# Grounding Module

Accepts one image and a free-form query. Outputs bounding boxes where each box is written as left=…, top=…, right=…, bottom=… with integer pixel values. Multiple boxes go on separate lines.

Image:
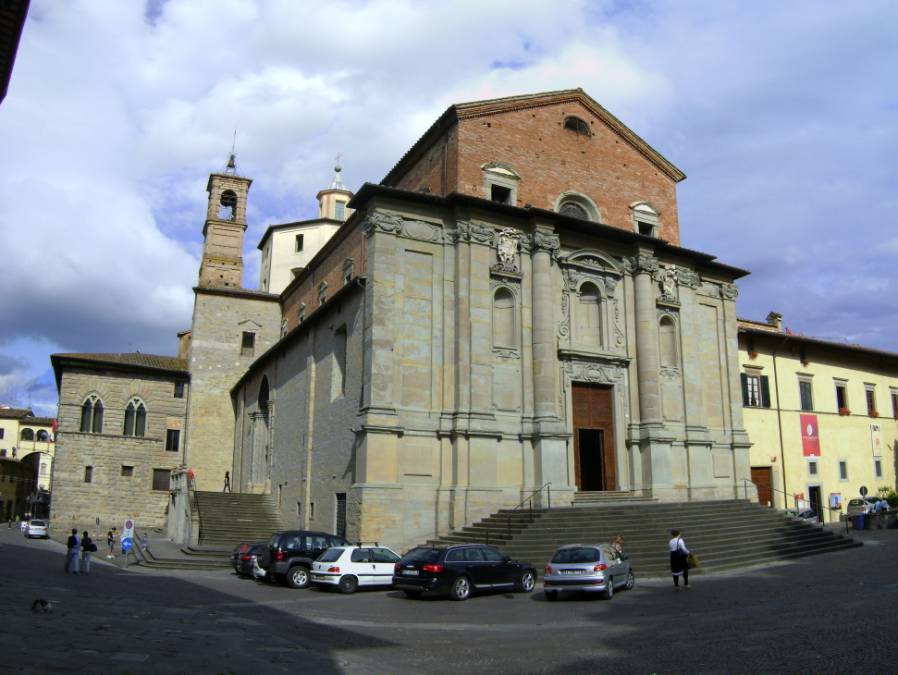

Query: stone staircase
left=195, top=491, right=283, bottom=547
left=424, top=499, right=861, bottom=578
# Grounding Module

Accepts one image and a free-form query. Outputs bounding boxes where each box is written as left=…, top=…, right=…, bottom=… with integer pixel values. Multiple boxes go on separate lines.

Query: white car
left=24, top=519, right=49, bottom=539
left=311, top=545, right=401, bottom=593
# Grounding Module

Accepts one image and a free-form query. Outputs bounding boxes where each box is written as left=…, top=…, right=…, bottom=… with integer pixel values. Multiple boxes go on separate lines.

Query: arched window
left=576, top=282, right=602, bottom=347
left=492, top=287, right=516, bottom=349
left=219, top=190, right=237, bottom=220
left=259, top=376, right=270, bottom=417
left=555, top=192, right=600, bottom=222
left=36, top=430, right=49, bottom=442
left=20, top=428, right=34, bottom=441
left=80, top=395, right=104, bottom=434
left=660, top=316, right=678, bottom=367
left=564, top=116, right=591, bottom=136
left=123, top=398, right=147, bottom=437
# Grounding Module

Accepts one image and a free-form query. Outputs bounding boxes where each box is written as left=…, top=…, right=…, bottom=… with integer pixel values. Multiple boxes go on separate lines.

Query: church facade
left=226, top=90, right=753, bottom=550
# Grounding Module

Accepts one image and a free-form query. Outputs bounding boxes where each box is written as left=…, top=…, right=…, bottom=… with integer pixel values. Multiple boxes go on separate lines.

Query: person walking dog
left=669, top=529, right=690, bottom=590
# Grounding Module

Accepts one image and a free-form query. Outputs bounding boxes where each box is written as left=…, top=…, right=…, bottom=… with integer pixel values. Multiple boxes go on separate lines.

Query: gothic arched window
left=123, top=398, right=147, bottom=437
left=576, top=282, right=602, bottom=347
left=80, top=395, right=104, bottom=434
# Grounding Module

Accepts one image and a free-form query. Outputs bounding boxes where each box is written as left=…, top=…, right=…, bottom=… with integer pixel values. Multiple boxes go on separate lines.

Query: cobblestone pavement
left=2, top=526, right=896, bottom=674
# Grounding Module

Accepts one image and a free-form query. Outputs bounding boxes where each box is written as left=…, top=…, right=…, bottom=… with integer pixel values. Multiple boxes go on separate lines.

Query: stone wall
left=51, top=366, right=187, bottom=530
left=185, top=288, right=280, bottom=492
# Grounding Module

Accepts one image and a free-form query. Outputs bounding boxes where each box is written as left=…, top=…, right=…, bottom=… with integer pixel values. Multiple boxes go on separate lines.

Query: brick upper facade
left=384, top=89, right=684, bottom=245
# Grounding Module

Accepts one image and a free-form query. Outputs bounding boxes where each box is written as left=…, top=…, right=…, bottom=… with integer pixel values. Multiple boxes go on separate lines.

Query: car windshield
left=318, top=548, right=344, bottom=563
left=30, top=520, right=46, bottom=527
left=401, top=548, right=442, bottom=564
left=551, top=547, right=600, bottom=564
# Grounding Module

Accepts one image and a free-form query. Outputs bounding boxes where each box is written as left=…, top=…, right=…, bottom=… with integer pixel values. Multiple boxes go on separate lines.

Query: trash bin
left=854, top=514, right=865, bottom=530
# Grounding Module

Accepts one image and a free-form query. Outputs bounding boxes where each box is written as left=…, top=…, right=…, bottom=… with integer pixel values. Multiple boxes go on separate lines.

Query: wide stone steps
left=423, top=499, right=859, bottom=578
left=195, top=491, right=283, bottom=548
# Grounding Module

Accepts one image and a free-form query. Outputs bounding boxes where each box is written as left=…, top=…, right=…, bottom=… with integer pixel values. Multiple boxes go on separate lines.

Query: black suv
left=261, top=531, right=350, bottom=588
left=393, top=544, right=536, bottom=600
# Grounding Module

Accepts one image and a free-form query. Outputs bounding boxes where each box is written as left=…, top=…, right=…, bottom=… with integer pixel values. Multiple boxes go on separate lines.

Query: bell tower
left=198, top=153, right=252, bottom=288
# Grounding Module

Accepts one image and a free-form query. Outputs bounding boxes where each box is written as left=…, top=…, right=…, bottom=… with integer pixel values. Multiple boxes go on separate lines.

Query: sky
left=1, top=0, right=897, bottom=417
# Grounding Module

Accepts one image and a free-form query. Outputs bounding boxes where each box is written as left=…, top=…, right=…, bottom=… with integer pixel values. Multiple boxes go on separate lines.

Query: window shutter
left=760, top=376, right=771, bottom=408
left=740, top=373, right=749, bottom=406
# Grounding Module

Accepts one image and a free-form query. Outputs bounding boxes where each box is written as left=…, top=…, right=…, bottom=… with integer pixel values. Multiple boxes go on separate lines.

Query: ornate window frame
left=557, top=250, right=624, bottom=356
left=630, top=201, right=661, bottom=237
left=554, top=191, right=601, bottom=222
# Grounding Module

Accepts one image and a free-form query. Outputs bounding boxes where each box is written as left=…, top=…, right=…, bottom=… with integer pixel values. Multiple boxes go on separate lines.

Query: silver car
left=543, top=543, right=634, bottom=601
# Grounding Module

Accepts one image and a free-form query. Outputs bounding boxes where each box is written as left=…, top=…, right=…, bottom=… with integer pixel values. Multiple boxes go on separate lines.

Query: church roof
left=0, top=0, right=29, bottom=105
left=21, top=415, right=54, bottom=426
left=738, top=320, right=898, bottom=365
left=382, top=88, right=686, bottom=187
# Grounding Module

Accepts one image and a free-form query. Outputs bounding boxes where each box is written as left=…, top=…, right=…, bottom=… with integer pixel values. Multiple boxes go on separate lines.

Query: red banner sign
left=801, top=414, right=820, bottom=456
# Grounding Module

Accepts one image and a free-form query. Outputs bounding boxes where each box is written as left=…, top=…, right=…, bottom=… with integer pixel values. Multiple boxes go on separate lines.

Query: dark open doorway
left=572, top=383, right=616, bottom=491
left=577, top=429, right=605, bottom=491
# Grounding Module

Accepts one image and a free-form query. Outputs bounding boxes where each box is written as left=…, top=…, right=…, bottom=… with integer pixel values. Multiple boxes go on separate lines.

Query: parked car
left=542, top=543, right=635, bottom=601
left=392, top=544, right=536, bottom=601
left=312, top=545, right=401, bottom=593
left=24, top=519, right=49, bottom=539
left=259, top=531, right=351, bottom=588
left=846, top=498, right=877, bottom=516
left=235, top=543, right=267, bottom=578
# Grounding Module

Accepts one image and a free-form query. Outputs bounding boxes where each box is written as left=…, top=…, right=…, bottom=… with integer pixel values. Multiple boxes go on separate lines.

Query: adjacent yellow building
left=738, top=313, right=898, bottom=522
left=0, top=406, right=56, bottom=518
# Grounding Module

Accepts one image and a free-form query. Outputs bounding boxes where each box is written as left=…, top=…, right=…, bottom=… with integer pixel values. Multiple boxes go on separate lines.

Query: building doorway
left=751, top=466, right=773, bottom=507
left=572, top=383, right=616, bottom=491
left=808, top=485, right=823, bottom=523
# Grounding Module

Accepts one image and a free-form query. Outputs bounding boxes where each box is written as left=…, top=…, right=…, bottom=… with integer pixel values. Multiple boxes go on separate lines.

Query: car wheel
left=516, top=570, right=536, bottom=593
left=338, top=575, right=359, bottom=594
left=449, top=576, right=471, bottom=601
left=603, top=578, right=614, bottom=600
left=402, top=589, right=422, bottom=598
left=624, top=571, right=636, bottom=591
left=286, top=566, right=310, bottom=589
left=544, top=590, right=558, bottom=602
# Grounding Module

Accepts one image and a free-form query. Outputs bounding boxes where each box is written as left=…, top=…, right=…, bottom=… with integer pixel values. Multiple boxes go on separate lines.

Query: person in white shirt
left=668, top=529, right=690, bottom=589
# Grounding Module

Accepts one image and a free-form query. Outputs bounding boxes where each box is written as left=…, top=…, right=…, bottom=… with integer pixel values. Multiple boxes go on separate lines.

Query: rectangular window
left=298, top=303, right=306, bottom=324
left=892, top=391, right=898, bottom=418
left=490, top=184, right=512, bottom=204
left=165, top=429, right=180, bottom=452
left=152, top=469, right=170, bottom=492
left=0, top=449, right=6, bottom=458
left=0, top=429, right=4, bottom=439
left=310, top=501, right=315, bottom=520
left=297, top=501, right=302, bottom=517
left=875, top=459, right=883, bottom=479
left=838, top=461, right=848, bottom=481
left=835, top=382, right=848, bottom=412
left=637, top=221, right=654, bottom=237
left=335, top=201, right=346, bottom=220
left=241, top=331, right=255, bottom=357
left=741, top=373, right=770, bottom=408
left=174, top=381, right=185, bottom=398
left=121, top=465, right=134, bottom=477
left=84, top=466, right=93, bottom=483
left=332, top=327, right=347, bottom=400
left=865, top=386, right=877, bottom=416
left=798, top=380, right=813, bottom=412
left=808, top=461, right=818, bottom=476
left=295, top=234, right=304, bottom=252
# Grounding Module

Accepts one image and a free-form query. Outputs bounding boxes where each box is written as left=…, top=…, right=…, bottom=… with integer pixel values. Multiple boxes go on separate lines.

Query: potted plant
left=748, top=351, right=758, bottom=360
left=838, top=407, right=851, bottom=416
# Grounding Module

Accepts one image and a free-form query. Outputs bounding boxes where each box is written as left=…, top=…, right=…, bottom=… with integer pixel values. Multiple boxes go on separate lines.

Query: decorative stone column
left=632, top=252, right=662, bottom=424
left=531, top=229, right=561, bottom=422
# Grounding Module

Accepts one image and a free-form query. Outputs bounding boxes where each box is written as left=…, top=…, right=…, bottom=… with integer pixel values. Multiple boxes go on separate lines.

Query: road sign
left=122, top=518, right=135, bottom=552
left=860, top=485, right=868, bottom=497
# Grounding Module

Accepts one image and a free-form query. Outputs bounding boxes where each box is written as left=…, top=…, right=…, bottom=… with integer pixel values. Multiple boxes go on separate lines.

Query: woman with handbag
left=668, top=529, right=690, bottom=590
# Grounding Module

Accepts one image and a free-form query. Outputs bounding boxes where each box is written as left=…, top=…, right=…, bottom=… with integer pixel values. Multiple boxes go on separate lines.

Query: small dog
left=31, top=599, right=52, bottom=613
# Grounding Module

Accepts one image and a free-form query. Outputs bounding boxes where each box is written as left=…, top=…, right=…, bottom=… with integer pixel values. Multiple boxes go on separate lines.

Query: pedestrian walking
left=140, top=532, right=148, bottom=551
left=81, top=531, right=96, bottom=575
left=106, top=529, right=116, bottom=559
left=65, top=529, right=80, bottom=574
left=669, top=529, right=690, bottom=589
left=611, top=535, right=625, bottom=560
left=223, top=471, right=231, bottom=493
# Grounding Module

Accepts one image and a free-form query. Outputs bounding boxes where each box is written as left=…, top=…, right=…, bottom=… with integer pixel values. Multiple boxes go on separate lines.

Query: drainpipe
left=771, top=338, right=789, bottom=510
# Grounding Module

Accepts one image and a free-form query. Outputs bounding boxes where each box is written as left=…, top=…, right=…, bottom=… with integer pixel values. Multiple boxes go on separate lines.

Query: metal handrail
left=741, top=478, right=802, bottom=509
left=482, top=483, right=553, bottom=546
